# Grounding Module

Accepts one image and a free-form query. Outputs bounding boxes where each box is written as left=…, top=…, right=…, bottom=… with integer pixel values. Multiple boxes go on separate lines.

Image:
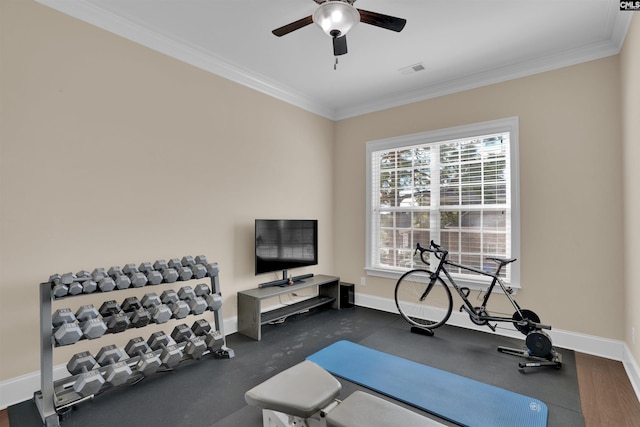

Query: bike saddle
left=486, top=257, right=517, bottom=265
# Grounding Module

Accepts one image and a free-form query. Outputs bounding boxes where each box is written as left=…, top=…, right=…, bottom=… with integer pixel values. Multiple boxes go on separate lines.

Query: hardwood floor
left=0, top=408, right=8, bottom=427
left=2, top=353, right=639, bottom=426
left=576, top=353, right=640, bottom=427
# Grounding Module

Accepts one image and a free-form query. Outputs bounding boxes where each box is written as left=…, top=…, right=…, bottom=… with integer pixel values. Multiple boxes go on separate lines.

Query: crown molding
left=34, top=0, right=337, bottom=119
left=335, top=10, right=632, bottom=120
left=35, top=1, right=632, bottom=122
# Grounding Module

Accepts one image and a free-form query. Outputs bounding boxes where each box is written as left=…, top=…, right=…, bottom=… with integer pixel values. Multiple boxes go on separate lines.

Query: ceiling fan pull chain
left=334, top=57, right=339, bottom=70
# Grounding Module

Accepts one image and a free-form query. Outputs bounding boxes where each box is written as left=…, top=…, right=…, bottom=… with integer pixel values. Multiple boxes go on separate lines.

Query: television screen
left=255, top=219, right=318, bottom=276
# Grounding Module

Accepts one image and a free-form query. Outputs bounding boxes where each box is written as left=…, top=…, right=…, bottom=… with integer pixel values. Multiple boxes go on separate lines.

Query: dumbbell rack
left=34, top=258, right=234, bottom=427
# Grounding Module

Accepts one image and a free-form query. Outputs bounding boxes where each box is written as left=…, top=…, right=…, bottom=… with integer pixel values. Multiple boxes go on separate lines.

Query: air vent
left=399, top=63, right=426, bottom=75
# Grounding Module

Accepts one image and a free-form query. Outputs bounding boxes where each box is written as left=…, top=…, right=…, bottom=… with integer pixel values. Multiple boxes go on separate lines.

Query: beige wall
left=621, top=14, right=640, bottom=367
left=334, top=56, right=625, bottom=340
left=0, top=0, right=637, bottom=385
left=0, top=0, right=334, bottom=380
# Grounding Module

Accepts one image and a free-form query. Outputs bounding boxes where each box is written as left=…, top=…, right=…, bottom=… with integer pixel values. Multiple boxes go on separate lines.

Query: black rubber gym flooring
left=9, top=306, right=583, bottom=426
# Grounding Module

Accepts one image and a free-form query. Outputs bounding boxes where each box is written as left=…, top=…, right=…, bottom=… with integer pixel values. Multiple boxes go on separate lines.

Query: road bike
left=394, top=241, right=561, bottom=370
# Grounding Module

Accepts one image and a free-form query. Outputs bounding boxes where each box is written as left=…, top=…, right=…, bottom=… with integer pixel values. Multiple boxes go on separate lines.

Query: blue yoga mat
left=307, top=340, right=547, bottom=427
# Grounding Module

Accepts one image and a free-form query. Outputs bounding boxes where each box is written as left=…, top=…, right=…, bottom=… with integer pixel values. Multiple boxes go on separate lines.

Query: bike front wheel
left=395, top=269, right=453, bottom=329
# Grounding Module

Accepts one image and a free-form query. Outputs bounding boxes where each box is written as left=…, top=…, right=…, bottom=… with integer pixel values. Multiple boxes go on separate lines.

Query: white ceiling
left=35, top=0, right=632, bottom=120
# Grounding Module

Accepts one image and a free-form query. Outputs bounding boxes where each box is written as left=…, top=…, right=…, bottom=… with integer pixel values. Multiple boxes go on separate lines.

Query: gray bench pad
left=244, top=360, right=342, bottom=418
left=326, top=391, right=445, bottom=427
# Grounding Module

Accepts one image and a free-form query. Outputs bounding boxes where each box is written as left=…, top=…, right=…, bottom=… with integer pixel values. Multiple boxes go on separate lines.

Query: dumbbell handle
left=150, top=334, right=179, bottom=351
left=75, top=365, right=95, bottom=375
left=127, top=346, right=159, bottom=359
left=109, top=270, right=132, bottom=280
left=52, top=275, right=91, bottom=284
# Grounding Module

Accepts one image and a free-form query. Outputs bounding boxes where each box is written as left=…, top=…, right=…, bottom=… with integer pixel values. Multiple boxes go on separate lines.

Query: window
left=365, top=117, right=520, bottom=288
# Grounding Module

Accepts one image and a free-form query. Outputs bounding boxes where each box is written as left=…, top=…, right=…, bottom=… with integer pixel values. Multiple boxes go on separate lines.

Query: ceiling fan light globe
left=313, top=1, right=360, bottom=37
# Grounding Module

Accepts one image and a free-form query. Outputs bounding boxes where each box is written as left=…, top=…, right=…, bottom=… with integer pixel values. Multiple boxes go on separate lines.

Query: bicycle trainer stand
left=497, top=329, right=562, bottom=373
left=410, top=326, right=434, bottom=336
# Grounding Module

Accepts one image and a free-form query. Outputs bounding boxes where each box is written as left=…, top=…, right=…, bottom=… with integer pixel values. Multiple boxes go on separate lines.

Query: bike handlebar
left=414, top=241, right=448, bottom=264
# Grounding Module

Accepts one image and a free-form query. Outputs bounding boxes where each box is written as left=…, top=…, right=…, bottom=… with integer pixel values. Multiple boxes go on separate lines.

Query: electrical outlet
left=360, top=277, right=366, bottom=286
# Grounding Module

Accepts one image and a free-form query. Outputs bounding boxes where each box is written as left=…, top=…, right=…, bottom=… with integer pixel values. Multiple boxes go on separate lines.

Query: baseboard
left=623, top=344, right=640, bottom=401
left=2, top=302, right=638, bottom=410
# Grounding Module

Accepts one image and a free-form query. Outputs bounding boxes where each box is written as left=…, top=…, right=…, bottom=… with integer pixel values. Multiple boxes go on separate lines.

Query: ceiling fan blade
left=357, top=9, right=407, bottom=32
left=272, top=16, right=313, bottom=37
left=333, top=35, right=348, bottom=56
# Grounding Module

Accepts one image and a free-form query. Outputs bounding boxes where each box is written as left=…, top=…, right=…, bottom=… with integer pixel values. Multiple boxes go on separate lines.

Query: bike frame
left=398, top=242, right=559, bottom=371
left=421, top=243, right=528, bottom=329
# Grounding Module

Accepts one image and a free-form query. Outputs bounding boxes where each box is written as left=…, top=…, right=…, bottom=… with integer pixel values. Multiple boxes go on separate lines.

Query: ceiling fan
left=272, top=0, right=407, bottom=56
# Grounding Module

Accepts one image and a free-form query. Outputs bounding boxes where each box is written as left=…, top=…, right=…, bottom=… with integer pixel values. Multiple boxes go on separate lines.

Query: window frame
left=365, top=117, right=521, bottom=290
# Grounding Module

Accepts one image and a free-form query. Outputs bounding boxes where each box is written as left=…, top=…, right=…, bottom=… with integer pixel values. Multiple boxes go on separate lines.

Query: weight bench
left=245, top=360, right=445, bottom=427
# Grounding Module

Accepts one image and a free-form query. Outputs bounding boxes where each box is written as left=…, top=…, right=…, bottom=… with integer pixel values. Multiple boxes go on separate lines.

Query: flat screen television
left=255, top=219, right=318, bottom=279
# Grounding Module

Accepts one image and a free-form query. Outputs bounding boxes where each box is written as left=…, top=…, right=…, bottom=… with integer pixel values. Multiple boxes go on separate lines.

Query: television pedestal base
left=259, top=273, right=316, bottom=289
left=237, top=275, right=340, bottom=340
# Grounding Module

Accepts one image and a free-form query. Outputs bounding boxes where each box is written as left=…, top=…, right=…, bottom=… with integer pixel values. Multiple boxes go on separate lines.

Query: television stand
left=237, top=274, right=340, bottom=340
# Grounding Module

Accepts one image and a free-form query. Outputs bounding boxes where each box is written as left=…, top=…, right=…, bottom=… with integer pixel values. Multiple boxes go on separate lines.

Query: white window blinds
left=366, top=117, right=520, bottom=288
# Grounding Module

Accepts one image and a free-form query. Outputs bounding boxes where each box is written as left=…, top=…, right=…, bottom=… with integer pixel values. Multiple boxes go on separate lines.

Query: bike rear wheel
left=395, top=269, right=453, bottom=329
